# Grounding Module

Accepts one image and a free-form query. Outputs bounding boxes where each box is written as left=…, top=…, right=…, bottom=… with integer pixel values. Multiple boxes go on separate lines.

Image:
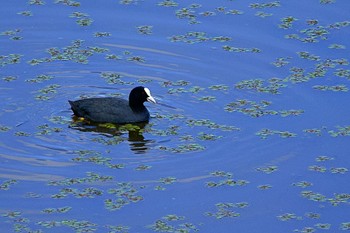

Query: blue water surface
left=1, top=0, right=350, bottom=232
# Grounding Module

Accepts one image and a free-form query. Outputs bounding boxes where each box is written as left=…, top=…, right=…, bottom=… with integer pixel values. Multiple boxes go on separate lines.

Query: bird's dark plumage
left=69, top=86, right=156, bottom=124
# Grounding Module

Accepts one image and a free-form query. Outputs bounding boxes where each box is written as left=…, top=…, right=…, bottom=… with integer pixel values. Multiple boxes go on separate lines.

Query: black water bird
left=69, top=86, right=156, bottom=124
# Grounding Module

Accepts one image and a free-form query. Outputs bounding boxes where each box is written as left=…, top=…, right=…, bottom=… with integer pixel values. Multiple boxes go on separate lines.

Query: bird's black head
left=129, top=86, right=156, bottom=109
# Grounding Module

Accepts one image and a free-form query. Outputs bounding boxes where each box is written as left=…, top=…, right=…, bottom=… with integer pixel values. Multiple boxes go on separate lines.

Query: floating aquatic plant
left=249, top=1, right=281, bottom=9
left=0, top=180, right=18, bottom=190
left=105, top=182, right=144, bottom=210
left=35, top=84, right=61, bottom=101
left=328, top=125, right=350, bottom=137
left=277, top=213, right=301, bottom=221
left=222, top=45, right=261, bottom=53
left=17, top=11, right=33, bottom=16
left=0, top=54, right=22, bottom=66
left=26, top=74, right=53, bottom=83
left=255, top=11, right=273, bottom=18
left=2, top=76, right=17, bottom=82
left=206, top=171, right=249, bottom=188
left=303, top=128, right=323, bottom=136
left=305, top=212, right=321, bottom=219
left=135, top=164, right=152, bottom=171
left=158, top=0, right=178, bottom=7
left=55, top=0, right=80, bottom=7
left=256, top=128, right=296, bottom=139
left=301, top=191, right=327, bottom=202
left=279, top=16, right=298, bottom=29
left=36, top=124, right=62, bottom=135
left=42, top=206, right=72, bottom=214
left=256, top=165, right=278, bottom=174
left=158, top=143, right=205, bottom=153
left=206, top=202, right=248, bottom=219
left=313, top=84, right=348, bottom=92
left=292, top=181, right=313, bottom=188
left=29, top=0, right=45, bottom=5
left=0, top=125, right=11, bottom=132
left=235, top=78, right=286, bottom=94
left=148, top=214, right=198, bottom=232
left=308, top=165, right=327, bottom=173
left=29, top=40, right=107, bottom=65
left=137, top=25, right=153, bottom=35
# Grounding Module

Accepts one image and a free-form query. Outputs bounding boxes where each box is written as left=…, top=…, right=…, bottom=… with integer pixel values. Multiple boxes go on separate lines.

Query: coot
left=69, top=86, right=156, bottom=124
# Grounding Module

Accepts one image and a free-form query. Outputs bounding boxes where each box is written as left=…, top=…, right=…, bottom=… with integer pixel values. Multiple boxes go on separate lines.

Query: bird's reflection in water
left=70, top=116, right=152, bottom=154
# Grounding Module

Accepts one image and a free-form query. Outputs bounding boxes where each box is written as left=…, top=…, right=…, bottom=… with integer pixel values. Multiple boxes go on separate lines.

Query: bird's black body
left=69, top=86, right=155, bottom=124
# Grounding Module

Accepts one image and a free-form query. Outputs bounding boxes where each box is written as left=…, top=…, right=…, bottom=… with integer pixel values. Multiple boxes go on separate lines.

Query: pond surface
left=1, top=0, right=350, bottom=232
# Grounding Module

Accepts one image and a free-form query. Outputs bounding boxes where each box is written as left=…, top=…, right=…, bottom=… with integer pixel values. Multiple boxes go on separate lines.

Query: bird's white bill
left=147, top=96, right=156, bottom=104
left=144, top=87, right=156, bottom=104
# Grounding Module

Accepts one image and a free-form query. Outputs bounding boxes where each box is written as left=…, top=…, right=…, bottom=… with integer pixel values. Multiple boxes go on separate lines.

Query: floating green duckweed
left=235, top=78, right=286, bottom=94
left=222, top=45, right=261, bottom=53
left=328, top=126, right=350, bottom=137
left=320, top=0, right=336, bottom=4
left=186, top=119, right=240, bottom=131
left=105, top=182, right=144, bottom=210
left=206, top=202, right=248, bottom=219
left=91, top=136, right=125, bottom=146
left=225, top=99, right=276, bottom=117
left=170, top=31, right=231, bottom=44
left=279, top=16, right=298, bottom=29
left=14, top=131, right=31, bottom=137
left=0, top=125, right=11, bottom=132
left=105, top=224, right=130, bottom=233
left=256, top=128, right=296, bottom=139
left=36, top=124, right=62, bottom=135
left=292, top=181, right=313, bottom=188
left=277, top=213, right=301, bottom=221
left=55, top=0, right=80, bottom=7
left=2, top=76, right=17, bottom=82
left=308, top=165, right=327, bottom=173
left=29, top=40, right=107, bottom=65
left=303, top=128, right=323, bottom=136
left=209, top=84, right=229, bottom=91
left=137, top=25, right=153, bottom=35
left=17, top=10, right=33, bottom=16
left=305, top=212, right=321, bottom=219
left=0, top=179, right=18, bottom=190
left=159, top=176, right=177, bottom=185
left=197, top=132, right=222, bottom=141
left=148, top=214, right=198, bottom=232
left=159, top=143, right=205, bottom=153
left=158, top=0, right=178, bottom=7
left=198, top=96, right=216, bottom=102
left=0, top=54, right=22, bottom=66
left=313, top=84, right=348, bottom=92
left=255, top=11, right=273, bottom=18
left=249, top=1, right=281, bottom=9
left=258, top=184, right=272, bottom=190
left=26, top=74, right=53, bottom=83
left=135, top=164, right=152, bottom=171
left=94, top=31, right=111, bottom=37
left=60, top=219, right=97, bottom=232
left=272, top=57, right=292, bottom=67
left=35, top=84, right=61, bottom=101
left=29, top=0, right=45, bottom=5
left=256, top=165, right=278, bottom=174
left=42, top=206, right=72, bottom=214
left=301, top=191, right=326, bottom=202
left=2, top=211, right=22, bottom=218
left=206, top=171, right=249, bottom=188
left=341, top=222, right=350, bottom=229
left=330, top=167, right=348, bottom=174
left=48, top=172, right=113, bottom=186
left=329, top=43, right=346, bottom=49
